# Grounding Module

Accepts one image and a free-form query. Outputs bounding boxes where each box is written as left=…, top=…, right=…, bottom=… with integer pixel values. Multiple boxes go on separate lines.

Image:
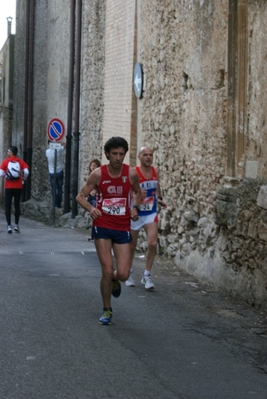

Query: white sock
left=144, top=270, right=151, bottom=277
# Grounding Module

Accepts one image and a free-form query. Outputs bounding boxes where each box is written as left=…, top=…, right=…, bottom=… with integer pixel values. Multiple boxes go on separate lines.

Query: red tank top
left=94, top=164, right=133, bottom=231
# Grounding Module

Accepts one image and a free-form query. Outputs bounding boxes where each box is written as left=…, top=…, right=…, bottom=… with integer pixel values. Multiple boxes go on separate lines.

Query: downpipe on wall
left=64, top=0, right=76, bottom=214
left=22, top=0, right=35, bottom=201
left=22, top=0, right=30, bottom=202
left=71, top=0, right=82, bottom=218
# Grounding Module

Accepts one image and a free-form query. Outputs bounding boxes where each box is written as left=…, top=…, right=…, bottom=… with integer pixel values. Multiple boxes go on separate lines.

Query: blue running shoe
left=112, top=279, right=121, bottom=298
left=98, top=309, right=112, bottom=325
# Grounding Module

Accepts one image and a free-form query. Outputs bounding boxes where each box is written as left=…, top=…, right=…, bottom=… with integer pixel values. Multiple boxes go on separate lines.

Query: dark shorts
left=92, top=226, right=132, bottom=244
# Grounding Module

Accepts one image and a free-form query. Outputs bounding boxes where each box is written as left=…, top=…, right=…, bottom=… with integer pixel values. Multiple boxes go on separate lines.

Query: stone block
left=184, top=210, right=199, bottom=222
left=245, top=160, right=258, bottom=180
left=248, top=221, right=257, bottom=239
left=178, top=225, right=184, bottom=234
left=214, top=199, right=237, bottom=229
left=216, top=186, right=237, bottom=202
left=159, top=236, right=168, bottom=248
left=258, top=222, right=267, bottom=241
left=257, top=185, right=267, bottom=210
left=197, top=217, right=208, bottom=228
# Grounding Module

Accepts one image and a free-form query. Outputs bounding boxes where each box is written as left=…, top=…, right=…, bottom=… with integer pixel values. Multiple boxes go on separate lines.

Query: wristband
left=133, top=205, right=140, bottom=213
left=157, top=196, right=163, bottom=201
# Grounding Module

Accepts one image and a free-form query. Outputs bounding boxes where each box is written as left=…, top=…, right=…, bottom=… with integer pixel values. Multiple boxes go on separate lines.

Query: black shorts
left=92, top=226, right=132, bottom=244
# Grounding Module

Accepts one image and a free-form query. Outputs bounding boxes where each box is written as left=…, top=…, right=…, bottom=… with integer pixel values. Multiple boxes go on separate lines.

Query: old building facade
left=0, top=22, right=15, bottom=200
left=7, top=0, right=267, bottom=308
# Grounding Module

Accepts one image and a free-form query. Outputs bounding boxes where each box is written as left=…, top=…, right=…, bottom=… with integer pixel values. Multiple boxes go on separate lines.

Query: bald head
left=139, top=146, right=153, bottom=155
left=138, top=146, right=154, bottom=167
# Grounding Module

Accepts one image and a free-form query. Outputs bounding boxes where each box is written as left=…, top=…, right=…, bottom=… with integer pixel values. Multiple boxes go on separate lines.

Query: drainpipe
left=7, top=17, right=12, bottom=36
left=25, top=0, right=35, bottom=200
left=7, top=17, right=14, bottom=144
left=71, top=0, right=82, bottom=218
left=22, top=0, right=30, bottom=202
left=64, top=0, right=76, bottom=214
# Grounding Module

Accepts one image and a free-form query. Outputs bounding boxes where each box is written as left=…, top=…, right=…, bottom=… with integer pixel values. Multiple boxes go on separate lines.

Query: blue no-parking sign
left=47, top=118, right=65, bottom=142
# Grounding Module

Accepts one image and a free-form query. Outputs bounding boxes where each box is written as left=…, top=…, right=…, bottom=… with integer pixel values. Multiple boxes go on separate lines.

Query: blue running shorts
left=92, top=226, right=132, bottom=244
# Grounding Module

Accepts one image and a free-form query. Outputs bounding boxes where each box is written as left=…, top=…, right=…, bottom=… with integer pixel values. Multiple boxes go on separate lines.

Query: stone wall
left=79, top=0, right=106, bottom=186
left=79, top=0, right=137, bottom=186
left=101, top=0, right=137, bottom=166
left=0, top=107, right=13, bottom=202
left=12, top=0, right=107, bottom=203
left=137, top=0, right=267, bottom=308
left=13, top=0, right=26, bottom=152
left=214, top=181, right=267, bottom=306
left=32, top=1, right=69, bottom=202
left=0, top=34, right=15, bottom=201
left=13, top=0, right=70, bottom=203
left=247, top=0, right=267, bottom=180
left=138, top=0, right=227, bottom=252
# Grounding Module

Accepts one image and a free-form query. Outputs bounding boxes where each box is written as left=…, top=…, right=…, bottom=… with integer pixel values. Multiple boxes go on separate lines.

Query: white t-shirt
left=46, top=146, right=65, bottom=174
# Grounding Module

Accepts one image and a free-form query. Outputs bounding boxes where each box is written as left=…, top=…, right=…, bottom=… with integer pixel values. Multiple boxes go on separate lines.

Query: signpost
left=47, top=118, right=65, bottom=224
left=47, top=118, right=65, bottom=142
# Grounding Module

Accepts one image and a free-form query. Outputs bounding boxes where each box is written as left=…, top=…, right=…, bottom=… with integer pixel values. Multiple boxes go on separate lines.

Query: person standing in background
left=0, top=146, right=29, bottom=233
left=88, top=159, right=101, bottom=175
left=46, top=140, right=66, bottom=208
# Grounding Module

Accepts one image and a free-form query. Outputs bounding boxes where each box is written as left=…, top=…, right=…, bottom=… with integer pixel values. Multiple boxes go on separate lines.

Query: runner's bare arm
left=130, top=168, right=142, bottom=205
left=129, top=168, right=142, bottom=220
left=76, top=169, right=102, bottom=218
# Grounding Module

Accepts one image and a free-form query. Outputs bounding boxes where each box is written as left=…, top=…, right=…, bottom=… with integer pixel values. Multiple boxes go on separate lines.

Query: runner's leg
left=113, top=242, right=132, bottom=281
left=14, top=189, right=22, bottom=225
left=129, top=229, right=140, bottom=265
left=94, top=238, right=114, bottom=308
left=4, top=189, right=13, bottom=225
left=143, top=222, right=158, bottom=271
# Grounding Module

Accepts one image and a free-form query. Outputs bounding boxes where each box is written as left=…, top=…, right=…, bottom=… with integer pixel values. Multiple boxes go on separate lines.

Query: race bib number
left=140, top=196, right=154, bottom=211
left=102, top=198, right=126, bottom=215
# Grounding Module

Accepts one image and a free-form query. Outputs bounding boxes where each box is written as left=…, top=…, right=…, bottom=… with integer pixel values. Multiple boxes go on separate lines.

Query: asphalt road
left=0, top=210, right=267, bottom=399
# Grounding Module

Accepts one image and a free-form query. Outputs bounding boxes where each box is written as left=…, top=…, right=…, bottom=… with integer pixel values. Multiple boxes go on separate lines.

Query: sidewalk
left=1, top=208, right=267, bottom=375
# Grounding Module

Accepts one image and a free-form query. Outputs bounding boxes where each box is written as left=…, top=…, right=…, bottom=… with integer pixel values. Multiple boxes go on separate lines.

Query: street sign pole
left=48, top=142, right=62, bottom=225
left=47, top=119, right=65, bottom=223
left=52, top=149, right=57, bottom=225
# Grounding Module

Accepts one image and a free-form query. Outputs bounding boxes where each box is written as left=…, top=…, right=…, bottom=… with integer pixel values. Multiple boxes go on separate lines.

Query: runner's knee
left=101, top=265, right=114, bottom=280
left=147, top=239, right=157, bottom=250
left=117, top=269, right=130, bottom=282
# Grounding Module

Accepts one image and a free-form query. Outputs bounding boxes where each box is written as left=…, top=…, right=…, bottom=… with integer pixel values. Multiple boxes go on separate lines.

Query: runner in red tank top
left=94, top=163, right=133, bottom=231
left=76, top=137, right=141, bottom=325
